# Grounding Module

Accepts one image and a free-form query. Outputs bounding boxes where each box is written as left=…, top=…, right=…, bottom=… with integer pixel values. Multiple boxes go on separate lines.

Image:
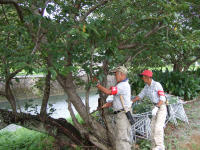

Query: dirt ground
left=164, top=97, right=200, bottom=150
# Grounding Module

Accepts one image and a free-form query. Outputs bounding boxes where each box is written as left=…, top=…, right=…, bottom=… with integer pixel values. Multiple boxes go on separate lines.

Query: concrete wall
left=0, top=75, right=116, bottom=102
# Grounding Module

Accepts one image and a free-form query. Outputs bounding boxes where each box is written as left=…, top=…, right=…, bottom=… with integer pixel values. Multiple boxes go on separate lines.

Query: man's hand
left=102, top=102, right=113, bottom=108
left=152, top=106, right=159, bottom=116
left=92, top=77, right=98, bottom=83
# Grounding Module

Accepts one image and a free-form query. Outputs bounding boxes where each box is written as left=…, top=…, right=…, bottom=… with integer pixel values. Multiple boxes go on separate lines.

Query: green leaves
left=15, top=62, right=27, bottom=70
left=46, top=4, right=55, bottom=14
left=33, top=68, right=39, bottom=74
left=49, top=67, right=57, bottom=77
left=81, top=32, right=89, bottom=39
left=163, top=18, right=168, bottom=25
left=4, top=25, right=17, bottom=32
left=23, top=14, right=35, bottom=23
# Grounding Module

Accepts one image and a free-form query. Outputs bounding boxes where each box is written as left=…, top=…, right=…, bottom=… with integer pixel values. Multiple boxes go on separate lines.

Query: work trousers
left=115, top=111, right=132, bottom=150
left=151, top=104, right=167, bottom=149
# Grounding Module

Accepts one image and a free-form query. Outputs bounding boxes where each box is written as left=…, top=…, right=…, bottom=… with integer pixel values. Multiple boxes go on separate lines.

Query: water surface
left=0, top=91, right=113, bottom=119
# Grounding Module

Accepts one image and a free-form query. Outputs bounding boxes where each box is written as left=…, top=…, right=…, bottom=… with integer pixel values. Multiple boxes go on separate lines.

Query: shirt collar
left=147, top=79, right=155, bottom=87
left=121, top=78, right=129, bottom=82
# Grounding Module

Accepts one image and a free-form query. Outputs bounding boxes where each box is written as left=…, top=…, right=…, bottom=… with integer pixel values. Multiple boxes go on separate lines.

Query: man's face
left=115, top=72, right=121, bottom=83
left=142, top=75, right=148, bottom=83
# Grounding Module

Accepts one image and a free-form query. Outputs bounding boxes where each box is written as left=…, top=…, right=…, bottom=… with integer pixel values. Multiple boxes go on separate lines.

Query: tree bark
left=40, top=71, right=51, bottom=116
left=173, top=63, right=183, bottom=72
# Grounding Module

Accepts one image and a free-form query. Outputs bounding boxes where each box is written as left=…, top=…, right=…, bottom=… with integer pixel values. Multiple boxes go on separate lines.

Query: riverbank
left=0, top=75, right=116, bottom=103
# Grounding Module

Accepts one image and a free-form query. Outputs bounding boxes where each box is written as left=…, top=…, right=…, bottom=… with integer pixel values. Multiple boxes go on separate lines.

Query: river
left=0, top=91, right=113, bottom=119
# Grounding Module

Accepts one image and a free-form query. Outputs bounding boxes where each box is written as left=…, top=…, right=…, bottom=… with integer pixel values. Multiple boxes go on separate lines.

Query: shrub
left=130, top=68, right=200, bottom=100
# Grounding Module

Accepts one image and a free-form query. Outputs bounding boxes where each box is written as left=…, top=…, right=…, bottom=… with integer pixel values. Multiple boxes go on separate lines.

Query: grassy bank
left=0, top=128, right=56, bottom=150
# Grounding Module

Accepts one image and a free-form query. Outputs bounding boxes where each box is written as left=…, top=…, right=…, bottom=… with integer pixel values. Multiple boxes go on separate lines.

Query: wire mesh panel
left=165, top=103, right=189, bottom=126
left=131, top=111, right=152, bottom=141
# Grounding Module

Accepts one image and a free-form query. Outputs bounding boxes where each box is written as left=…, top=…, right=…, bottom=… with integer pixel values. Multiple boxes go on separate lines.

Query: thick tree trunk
left=54, top=53, right=115, bottom=149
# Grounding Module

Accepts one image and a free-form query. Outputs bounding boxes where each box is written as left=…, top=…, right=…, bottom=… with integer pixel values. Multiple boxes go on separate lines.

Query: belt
left=153, top=103, right=166, bottom=106
left=114, top=109, right=124, bottom=114
left=153, top=103, right=157, bottom=106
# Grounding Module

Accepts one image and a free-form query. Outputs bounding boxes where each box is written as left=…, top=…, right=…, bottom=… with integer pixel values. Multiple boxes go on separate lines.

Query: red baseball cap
left=139, top=70, right=153, bottom=77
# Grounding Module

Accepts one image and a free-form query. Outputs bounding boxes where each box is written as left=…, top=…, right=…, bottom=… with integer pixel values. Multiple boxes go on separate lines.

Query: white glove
left=152, top=106, right=159, bottom=116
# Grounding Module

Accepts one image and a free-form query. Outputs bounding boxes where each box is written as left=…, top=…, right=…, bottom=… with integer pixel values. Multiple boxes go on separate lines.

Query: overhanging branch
left=118, top=25, right=167, bottom=50
left=0, top=0, right=24, bottom=22
left=79, top=0, right=109, bottom=23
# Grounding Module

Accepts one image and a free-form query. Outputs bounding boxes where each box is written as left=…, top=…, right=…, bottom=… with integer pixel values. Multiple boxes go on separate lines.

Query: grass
left=66, top=113, right=85, bottom=125
left=66, top=111, right=100, bottom=125
left=0, top=127, right=55, bottom=150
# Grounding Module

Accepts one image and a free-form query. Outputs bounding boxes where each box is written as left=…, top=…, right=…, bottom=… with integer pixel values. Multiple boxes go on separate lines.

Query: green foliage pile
left=130, top=68, right=200, bottom=100
left=0, top=128, right=55, bottom=150
left=132, top=98, right=152, bottom=114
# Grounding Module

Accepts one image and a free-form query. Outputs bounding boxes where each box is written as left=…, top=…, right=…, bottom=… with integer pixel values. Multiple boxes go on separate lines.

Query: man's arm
left=157, top=100, right=163, bottom=107
left=96, top=84, right=113, bottom=108
left=132, top=96, right=140, bottom=103
left=96, top=84, right=112, bottom=95
left=92, top=77, right=113, bottom=108
left=102, top=102, right=113, bottom=108
left=93, top=77, right=112, bottom=95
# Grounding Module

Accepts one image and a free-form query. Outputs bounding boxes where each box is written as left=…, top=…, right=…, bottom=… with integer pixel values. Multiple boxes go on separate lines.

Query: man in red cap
left=132, top=70, right=167, bottom=150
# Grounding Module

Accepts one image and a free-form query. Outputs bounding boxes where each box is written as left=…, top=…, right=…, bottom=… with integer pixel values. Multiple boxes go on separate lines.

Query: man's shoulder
left=117, top=80, right=130, bottom=87
left=153, top=80, right=163, bottom=87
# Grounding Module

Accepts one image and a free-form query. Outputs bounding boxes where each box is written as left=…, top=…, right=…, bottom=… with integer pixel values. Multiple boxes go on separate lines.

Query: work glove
left=152, top=106, right=159, bottom=116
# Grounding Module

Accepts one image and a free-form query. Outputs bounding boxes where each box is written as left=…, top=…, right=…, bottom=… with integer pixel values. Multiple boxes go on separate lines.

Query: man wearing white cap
left=92, top=66, right=132, bottom=150
left=132, top=70, right=167, bottom=150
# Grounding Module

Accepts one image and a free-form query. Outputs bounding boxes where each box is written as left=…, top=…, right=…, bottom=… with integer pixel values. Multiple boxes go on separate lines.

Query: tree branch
left=0, top=91, right=7, bottom=97
left=1, top=4, right=11, bottom=47
left=0, top=0, right=24, bottom=22
left=118, top=25, right=167, bottom=50
left=187, top=56, right=200, bottom=67
left=79, top=0, right=109, bottom=23
left=5, top=70, right=21, bottom=93
left=119, top=18, right=136, bottom=34
left=40, top=71, right=51, bottom=116
left=68, top=99, right=88, bottom=137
